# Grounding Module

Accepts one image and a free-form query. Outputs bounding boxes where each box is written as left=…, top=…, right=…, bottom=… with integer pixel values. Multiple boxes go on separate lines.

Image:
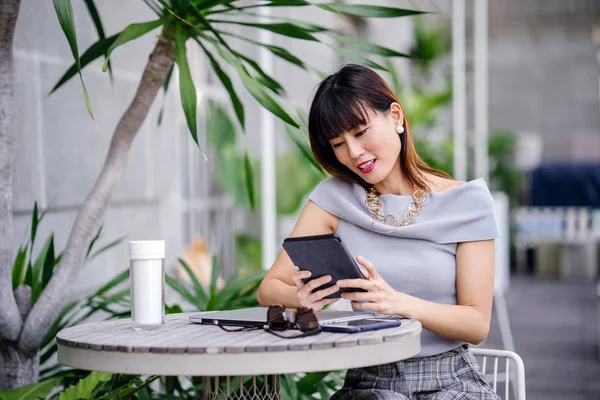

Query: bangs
left=310, top=90, right=372, bottom=147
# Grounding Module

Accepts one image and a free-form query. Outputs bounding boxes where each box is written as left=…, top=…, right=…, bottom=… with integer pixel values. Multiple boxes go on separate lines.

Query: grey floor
left=481, top=276, right=600, bottom=400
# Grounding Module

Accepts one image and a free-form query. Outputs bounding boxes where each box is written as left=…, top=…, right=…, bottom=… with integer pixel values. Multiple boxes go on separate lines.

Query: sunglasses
left=217, top=305, right=321, bottom=339
left=265, top=305, right=321, bottom=338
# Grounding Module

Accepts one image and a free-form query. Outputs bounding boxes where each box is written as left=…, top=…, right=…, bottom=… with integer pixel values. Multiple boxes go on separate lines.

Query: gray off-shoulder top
left=309, top=177, right=498, bottom=358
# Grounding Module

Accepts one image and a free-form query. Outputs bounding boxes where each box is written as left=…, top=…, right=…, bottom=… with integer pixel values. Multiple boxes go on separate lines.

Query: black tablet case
left=283, top=234, right=367, bottom=299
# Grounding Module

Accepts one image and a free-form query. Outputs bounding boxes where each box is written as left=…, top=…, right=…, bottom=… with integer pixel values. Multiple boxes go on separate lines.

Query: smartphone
left=321, top=318, right=402, bottom=333
left=283, top=234, right=366, bottom=299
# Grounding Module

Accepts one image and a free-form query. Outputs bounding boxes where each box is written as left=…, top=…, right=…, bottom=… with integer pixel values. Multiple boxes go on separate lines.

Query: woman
left=256, top=64, right=499, bottom=400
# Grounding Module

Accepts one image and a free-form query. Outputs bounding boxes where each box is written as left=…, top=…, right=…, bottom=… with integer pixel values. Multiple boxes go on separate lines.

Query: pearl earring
left=396, top=125, right=404, bottom=134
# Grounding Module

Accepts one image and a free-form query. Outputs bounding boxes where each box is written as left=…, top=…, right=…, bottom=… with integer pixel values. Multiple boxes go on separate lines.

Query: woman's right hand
left=291, top=269, right=339, bottom=311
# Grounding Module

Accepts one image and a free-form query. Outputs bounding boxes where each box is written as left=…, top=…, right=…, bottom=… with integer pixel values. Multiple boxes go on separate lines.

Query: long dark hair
left=308, top=63, right=450, bottom=192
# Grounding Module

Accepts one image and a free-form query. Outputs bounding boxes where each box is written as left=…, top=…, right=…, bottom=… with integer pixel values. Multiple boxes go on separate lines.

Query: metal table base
left=202, top=375, right=281, bottom=400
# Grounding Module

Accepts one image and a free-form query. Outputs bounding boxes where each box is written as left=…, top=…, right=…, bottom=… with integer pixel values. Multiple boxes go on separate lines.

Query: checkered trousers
left=330, top=345, right=500, bottom=400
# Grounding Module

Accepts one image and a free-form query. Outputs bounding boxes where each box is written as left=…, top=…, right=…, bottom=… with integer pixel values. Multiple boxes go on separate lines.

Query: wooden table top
left=57, top=312, right=422, bottom=376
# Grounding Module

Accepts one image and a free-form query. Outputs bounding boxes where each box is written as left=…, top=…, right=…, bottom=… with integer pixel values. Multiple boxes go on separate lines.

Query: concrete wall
left=487, top=0, right=600, bottom=162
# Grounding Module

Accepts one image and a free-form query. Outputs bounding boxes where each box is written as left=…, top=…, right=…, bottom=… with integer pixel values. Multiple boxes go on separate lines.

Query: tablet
left=282, top=234, right=366, bottom=299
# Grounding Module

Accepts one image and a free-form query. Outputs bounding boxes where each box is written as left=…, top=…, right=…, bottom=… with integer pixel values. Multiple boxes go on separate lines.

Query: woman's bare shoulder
left=290, top=200, right=339, bottom=236
left=424, top=174, right=467, bottom=194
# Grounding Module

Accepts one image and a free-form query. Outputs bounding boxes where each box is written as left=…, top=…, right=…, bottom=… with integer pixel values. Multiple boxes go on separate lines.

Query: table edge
left=57, top=328, right=421, bottom=376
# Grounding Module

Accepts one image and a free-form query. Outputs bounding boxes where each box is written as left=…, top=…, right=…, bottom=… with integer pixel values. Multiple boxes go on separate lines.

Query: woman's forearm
left=257, top=278, right=300, bottom=307
left=401, top=295, right=490, bottom=344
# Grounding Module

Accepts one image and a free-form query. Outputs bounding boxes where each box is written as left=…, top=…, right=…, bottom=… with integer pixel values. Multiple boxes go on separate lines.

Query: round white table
left=57, top=313, right=422, bottom=399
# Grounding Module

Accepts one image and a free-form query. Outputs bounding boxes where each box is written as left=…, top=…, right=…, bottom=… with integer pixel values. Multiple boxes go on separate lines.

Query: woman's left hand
left=337, top=255, right=406, bottom=315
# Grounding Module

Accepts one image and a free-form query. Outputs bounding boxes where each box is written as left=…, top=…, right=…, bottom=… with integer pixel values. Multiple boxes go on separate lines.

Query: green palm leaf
left=94, top=269, right=129, bottom=296
left=317, top=3, right=424, bottom=18
left=57, top=371, right=112, bottom=400
left=238, top=67, right=298, bottom=127
left=88, top=237, right=125, bottom=262
left=236, top=52, right=285, bottom=95
left=297, top=372, right=331, bottom=393
left=327, top=32, right=409, bottom=58
left=30, top=201, right=40, bottom=256
left=175, top=30, right=200, bottom=148
left=38, top=364, right=65, bottom=381
left=211, top=40, right=299, bottom=128
left=284, top=122, right=324, bottom=176
left=12, top=245, right=27, bottom=289
left=206, top=101, right=236, bottom=149
left=102, top=19, right=163, bottom=72
left=189, top=4, right=238, bottom=56
left=29, top=201, right=47, bottom=267
left=50, top=34, right=119, bottom=94
left=229, top=10, right=329, bottom=33
left=209, top=255, right=219, bottom=296
left=328, top=45, right=389, bottom=72
left=166, top=274, right=205, bottom=310
left=267, top=45, right=305, bottom=68
left=215, top=271, right=265, bottom=310
left=208, top=20, right=319, bottom=41
left=40, top=300, right=79, bottom=350
left=85, top=224, right=103, bottom=259
left=220, top=30, right=307, bottom=69
left=53, top=0, right=94, bottom=119
left=208, top=0, right=311, bottom=14
left=205, top=255, right=220, bottom=311
left=40, top=237, right=56, bottom=293
left=243, top=149, right=256, bottom=211
left=157, top=64, right=174, bottom=126
left=196, top=41, right=245, bottom=129
left=194, top=0, right=237, bottom=11
left=177, top=258, right=208, bottom=304
left=31, top=234, right=55, bottom=303
left=0, top=377, right=61, bottom=400
left=83, top=0, right=113, bottom=81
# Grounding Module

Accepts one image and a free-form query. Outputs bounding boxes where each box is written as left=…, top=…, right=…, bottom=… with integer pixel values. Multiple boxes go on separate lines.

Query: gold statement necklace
left=365, top=186, right=428, bottom=227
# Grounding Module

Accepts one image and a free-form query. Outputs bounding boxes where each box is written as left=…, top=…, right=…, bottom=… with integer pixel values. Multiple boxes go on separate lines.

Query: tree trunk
left=0, top=0, right=24, bottom=344
left=4, top=31, right=175, bottom=387
left=0, top=339, right=38, bottom=390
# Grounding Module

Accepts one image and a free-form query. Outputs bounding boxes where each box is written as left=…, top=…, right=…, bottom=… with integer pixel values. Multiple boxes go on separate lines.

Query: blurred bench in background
left=514, top=206, right=600, bottom=280
left=515, top=163, right=600, bottom=280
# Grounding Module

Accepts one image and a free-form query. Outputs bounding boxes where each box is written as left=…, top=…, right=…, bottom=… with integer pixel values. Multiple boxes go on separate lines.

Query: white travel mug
left=129, top=240, right=165, bottom=330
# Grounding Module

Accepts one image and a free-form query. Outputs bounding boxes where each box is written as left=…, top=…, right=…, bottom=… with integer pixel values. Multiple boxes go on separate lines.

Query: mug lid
left=129, top=240, right=165, bottom=259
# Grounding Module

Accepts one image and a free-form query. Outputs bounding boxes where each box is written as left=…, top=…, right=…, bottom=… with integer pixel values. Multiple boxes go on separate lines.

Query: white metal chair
left=470, top=348, right=526, bottom=400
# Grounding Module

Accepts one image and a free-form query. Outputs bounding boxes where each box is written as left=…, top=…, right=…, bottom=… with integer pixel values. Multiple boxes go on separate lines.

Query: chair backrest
left=470, top=348, right=526, bottom=400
